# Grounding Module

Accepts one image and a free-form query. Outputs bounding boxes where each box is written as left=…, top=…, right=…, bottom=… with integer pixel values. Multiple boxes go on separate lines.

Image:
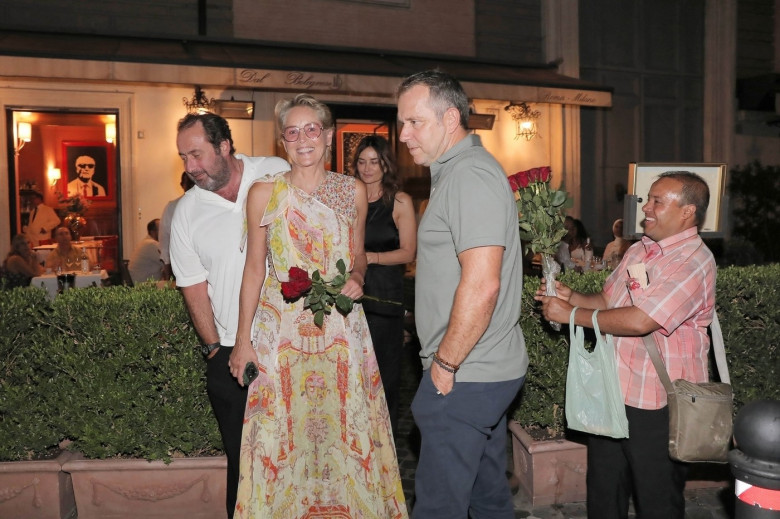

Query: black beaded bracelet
left=432, top=352, right=459, bottom=373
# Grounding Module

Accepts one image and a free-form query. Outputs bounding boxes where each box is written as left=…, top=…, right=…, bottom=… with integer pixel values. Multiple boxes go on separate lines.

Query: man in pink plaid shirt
left=536, top=171, right=715, bottom=519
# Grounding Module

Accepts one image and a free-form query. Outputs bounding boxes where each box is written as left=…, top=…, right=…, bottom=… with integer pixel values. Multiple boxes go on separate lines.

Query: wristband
left=432, top=351, right=459, bottom=373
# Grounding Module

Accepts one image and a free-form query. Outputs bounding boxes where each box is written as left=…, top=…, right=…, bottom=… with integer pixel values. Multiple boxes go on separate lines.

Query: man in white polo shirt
left=170, top=112, right=287, bottom=519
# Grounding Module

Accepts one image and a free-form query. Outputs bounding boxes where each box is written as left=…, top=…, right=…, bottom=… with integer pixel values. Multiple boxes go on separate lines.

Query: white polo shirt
left=170, top=154, right=289, bottom=346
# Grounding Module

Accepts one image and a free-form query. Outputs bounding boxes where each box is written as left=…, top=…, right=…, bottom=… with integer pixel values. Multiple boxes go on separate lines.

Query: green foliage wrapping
left=0, top=285, right=221, bottom=461
left=729, top=161, right=780, bottom=263
left=512, top=266, right=780, bottom=437
left=516, top=184, right=572, bottom=257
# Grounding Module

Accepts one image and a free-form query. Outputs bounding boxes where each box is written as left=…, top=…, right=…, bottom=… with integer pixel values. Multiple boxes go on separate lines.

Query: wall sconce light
left=15, top=122, right=32, bottom=155
left=183, top=86, right=216, bottom=114
left=105, top=122, right=116, bottom=143
left=48, top=167, right=61, bottom=188
left=214, top=98, right=256, bottom=120
left=466, top=110, right=496, bottom=131
left=504, top=102, right=541, bottom=141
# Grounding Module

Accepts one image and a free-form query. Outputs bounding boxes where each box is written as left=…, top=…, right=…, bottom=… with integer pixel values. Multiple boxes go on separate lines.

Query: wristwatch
left=201, top=341, right=220, bottom=357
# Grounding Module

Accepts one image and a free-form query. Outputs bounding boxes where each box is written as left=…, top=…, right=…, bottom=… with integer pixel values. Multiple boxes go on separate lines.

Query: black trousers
left=364, top=311, right=404, bottom=436
left=206, top=347, right=248, bottom=519
left=587, top=405, right=689, bottom=519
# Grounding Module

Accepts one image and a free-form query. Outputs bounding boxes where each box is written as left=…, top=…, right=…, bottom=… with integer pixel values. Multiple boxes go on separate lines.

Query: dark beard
left=190, top=155, right=230, bottom=192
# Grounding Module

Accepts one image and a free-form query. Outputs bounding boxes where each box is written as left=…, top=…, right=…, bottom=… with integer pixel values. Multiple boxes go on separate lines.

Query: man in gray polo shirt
left=397, top=70, right=528, bottom=518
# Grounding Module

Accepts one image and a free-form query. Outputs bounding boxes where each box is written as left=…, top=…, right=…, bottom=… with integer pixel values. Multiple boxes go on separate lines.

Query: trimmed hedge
left=513, top=266, right=780, bottom=436
left=1, top=266, right=777, bottom=460
left=0, top=284, right=221, bottom=461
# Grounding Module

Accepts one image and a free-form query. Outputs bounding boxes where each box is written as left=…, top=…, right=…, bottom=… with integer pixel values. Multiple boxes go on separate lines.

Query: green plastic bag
left=565, top=308, right=629, bottom=438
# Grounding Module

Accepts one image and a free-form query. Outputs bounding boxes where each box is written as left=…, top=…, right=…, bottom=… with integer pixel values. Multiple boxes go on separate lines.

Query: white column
left=543, top=0, right=582, bottom=217
left=703, top=0, right=736, bottom=166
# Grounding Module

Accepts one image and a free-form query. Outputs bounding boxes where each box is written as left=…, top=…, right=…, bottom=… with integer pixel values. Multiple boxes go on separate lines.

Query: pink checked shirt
left=603, top=227, right=716, bottom=410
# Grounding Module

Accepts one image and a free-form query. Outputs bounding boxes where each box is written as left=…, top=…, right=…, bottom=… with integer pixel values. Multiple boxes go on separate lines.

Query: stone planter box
left=508, top=420, right=587, bottom=506
left=62, top=454, right=227, bottom=519
left=509, top=420, right=730, bottom=507
left=0, top=450, right=76, bottom=519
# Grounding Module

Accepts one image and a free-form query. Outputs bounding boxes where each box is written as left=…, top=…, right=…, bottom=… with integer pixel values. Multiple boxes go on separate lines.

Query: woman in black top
left=352, top=135, right=417, bottom=435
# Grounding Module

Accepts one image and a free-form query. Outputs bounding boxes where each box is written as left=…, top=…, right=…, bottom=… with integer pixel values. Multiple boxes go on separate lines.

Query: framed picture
left=61, top=141, right=114, bottom=200
left=336, top=122, right=389, bottom=175
left=625, top=163, right=727, bottom=238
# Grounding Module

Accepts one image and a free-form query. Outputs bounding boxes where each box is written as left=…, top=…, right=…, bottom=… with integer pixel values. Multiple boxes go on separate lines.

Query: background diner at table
left=1, top=234, right=43, bottom=288
left=45, top=226, right=90, bottom=272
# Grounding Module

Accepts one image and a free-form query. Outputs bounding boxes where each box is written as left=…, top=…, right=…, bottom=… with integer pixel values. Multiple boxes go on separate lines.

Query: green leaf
left=314, top=310, right=324, bottom=328
left=336, top=259, right=347, bottom=275
left=335, top=294, right=354, bottom=313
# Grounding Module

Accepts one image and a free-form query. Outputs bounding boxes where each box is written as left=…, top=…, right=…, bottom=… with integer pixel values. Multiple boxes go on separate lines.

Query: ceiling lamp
left=183, top=86, right=216, bottom=114
left=504, top=102, right=541, bottom=141
left=15, top=121, right=31, bottom=156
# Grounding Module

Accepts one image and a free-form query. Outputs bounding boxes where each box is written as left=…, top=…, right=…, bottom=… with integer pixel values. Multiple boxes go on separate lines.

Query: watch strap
left=201, top=341, right=220, bottom=356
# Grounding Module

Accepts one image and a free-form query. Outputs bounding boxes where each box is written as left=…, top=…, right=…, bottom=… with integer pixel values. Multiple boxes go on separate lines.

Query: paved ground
left=394, top=339, right=735, bottom=518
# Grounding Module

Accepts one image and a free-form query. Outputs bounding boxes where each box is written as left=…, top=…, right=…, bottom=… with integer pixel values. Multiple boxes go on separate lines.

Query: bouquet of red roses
left=507, top=166, right=571, bottom=257
left=508, top=166, right=572, bottom=331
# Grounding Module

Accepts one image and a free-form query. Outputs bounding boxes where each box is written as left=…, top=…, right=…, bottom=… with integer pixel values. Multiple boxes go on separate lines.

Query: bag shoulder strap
left=642, top=309, right=730, bottom=393
left=641, top=334, right=675, bottom=394
left=709, top=311, right=730, bottom=384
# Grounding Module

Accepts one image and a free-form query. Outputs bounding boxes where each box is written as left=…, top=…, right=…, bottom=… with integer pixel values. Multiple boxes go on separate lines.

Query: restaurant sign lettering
left=538, top=88, right=610, bottom=107
left=238, top=69, right=345, bottom=92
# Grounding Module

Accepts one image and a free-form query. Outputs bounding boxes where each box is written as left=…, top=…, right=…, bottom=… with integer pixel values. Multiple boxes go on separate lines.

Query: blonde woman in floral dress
left=229, top=94, right=407, bottom=518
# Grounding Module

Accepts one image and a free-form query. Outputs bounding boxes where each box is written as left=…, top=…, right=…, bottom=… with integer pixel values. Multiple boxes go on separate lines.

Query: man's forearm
left=180, top=282, right=219, bottom=344
left=569, top=291, right=607, bottom=311
left=436, top=277, right=499, bottom=366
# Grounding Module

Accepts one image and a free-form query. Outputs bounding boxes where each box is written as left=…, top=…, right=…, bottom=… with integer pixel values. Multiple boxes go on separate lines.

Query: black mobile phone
left=242, top=362, right=259, bottom=386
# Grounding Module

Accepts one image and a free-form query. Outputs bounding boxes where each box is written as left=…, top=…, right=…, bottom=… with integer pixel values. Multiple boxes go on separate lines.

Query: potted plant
left=0, top=287, right=76, bottom=519
left=0, top=284, right=226, bottom=519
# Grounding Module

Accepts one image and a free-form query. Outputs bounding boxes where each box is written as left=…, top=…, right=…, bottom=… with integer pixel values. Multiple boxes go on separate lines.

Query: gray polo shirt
left=415, top=134, right=528, bottom=383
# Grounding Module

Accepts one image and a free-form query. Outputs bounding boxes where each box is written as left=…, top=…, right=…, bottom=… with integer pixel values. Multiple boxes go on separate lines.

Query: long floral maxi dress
left=234, top=172, right=408, bottom=519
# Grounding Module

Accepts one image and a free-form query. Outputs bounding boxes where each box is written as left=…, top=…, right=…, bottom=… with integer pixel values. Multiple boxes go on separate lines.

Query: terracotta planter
left=62, top=454, right=227, bottom=519
left=0, top=450, right=76, bottom=519
left=508, top=420, right=587, bottom=506
left=509, top=420, right=730, bottom=507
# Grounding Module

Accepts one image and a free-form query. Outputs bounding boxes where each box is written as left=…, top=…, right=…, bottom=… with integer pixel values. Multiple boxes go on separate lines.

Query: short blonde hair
left=275, top=94, right=334, bottom=135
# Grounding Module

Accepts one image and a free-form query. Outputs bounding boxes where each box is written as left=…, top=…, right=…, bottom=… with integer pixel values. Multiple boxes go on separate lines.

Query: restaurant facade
left=1, top=0, right=777, bottom=261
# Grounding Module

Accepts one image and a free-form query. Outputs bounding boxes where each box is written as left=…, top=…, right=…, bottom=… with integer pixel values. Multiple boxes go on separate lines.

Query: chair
left=120, top=259, right=134, bottom=287
left=96, top=235, right=118, bottom=272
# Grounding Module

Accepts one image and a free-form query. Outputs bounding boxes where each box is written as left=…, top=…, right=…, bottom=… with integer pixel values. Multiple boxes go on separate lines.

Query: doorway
left=327, top=102, right=430, bottom=210
left=7, top=109, right=122, bottom=267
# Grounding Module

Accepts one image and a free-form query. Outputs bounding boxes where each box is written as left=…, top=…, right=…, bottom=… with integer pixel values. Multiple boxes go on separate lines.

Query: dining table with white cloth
left=33, top=238, right=104, bottom=266
left=30, top=269, right=109, bottom=299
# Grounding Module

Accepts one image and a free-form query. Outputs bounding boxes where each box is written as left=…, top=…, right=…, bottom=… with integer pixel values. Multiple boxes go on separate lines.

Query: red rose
left=509, top=170, right=531, bottom=190
left=508, top=174, right=520, bottom=192
left=281, top=267, right=312, bottom=300
left=539, top=166, right=551, bottom=182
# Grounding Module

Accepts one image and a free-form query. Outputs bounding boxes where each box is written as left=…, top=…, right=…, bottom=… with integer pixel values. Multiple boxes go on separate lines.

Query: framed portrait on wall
left=336, top=122, right=389, bottom=175
left=625, top=163, right=727, bottom=238
left=61, top=141, right=114, bottom=200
